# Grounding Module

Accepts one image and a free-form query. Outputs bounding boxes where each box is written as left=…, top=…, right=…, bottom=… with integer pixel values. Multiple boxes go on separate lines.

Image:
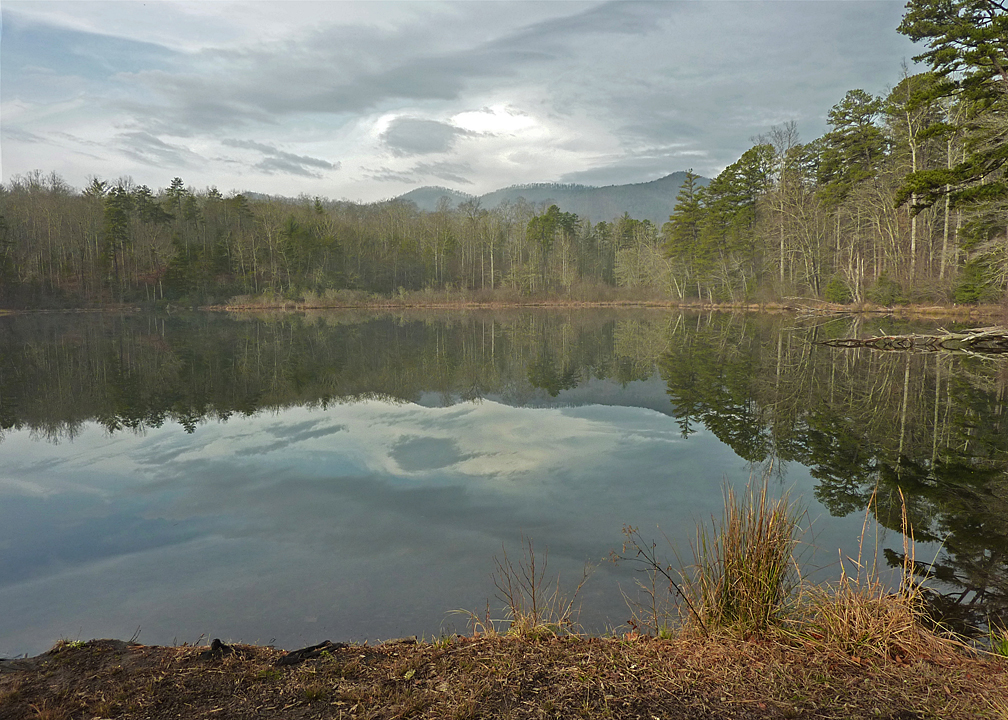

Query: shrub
left=953, top=259, right=998, bottom=304
left=865, top=272, right=903, bottom=305
left=824, top=276, right=852, bottom=304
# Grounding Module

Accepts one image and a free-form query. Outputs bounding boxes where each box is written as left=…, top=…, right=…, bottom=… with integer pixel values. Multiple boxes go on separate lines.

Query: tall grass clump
left=687, top=479, right=804, bottom=633
left=797, top=488, right=949, bottom=660
left=614, top=476, right=804, bottom=636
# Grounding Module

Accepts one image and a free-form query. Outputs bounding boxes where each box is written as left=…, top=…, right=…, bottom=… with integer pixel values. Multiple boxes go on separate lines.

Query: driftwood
left=818, top=326, right=1008, bottom=354
left=274, top=640, right=347, bottom=666
left=200, top=638, right=243, bottom=661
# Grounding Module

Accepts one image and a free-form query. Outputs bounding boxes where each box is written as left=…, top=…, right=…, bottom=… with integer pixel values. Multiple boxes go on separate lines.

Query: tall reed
left=798, top=488, right=948, bottom=659
left=684, top=479, right=804, bottom=632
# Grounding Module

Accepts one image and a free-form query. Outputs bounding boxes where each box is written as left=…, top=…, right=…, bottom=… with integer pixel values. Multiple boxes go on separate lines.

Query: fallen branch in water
left=818, top=326, right=1008, bottom=354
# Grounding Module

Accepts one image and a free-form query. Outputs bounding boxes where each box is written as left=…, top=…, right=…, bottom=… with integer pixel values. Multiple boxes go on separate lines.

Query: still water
left=1, top=310, right=1005, bottom=657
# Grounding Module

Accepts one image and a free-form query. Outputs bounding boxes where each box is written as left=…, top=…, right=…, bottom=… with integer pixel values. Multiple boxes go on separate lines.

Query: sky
left=0, top=1, right=921, bottom=202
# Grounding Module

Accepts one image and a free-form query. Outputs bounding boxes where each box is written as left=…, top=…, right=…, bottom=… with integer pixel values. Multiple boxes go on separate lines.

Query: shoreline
left=1, top=298, right=1005, bottom=323
left=2, top=634, right=1004, bottom=719
left=3, top=633, right=1003, bottom=717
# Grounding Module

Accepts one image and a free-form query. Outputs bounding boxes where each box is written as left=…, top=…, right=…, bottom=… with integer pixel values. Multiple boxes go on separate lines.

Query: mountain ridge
left=397, top=171, right=708, bottom=226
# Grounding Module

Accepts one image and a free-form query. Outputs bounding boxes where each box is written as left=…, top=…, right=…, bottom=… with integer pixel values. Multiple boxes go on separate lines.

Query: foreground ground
left=1, top=635, right=1004, bottom=720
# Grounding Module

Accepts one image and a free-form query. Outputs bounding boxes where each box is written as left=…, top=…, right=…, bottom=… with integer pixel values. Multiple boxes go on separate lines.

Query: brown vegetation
left=1, top=632, right=1004, bottom=720
left=208, top=286, right=1008, bottom=322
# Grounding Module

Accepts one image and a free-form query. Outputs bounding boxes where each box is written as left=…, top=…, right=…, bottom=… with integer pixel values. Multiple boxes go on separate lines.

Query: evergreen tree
left=817, top=89, right=886, bottom=206
left=898, top=0, right=1008, bottom=208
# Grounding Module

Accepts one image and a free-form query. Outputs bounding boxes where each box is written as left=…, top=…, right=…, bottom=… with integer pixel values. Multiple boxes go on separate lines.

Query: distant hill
left=397, top=185, right=475, bottom=210
left=397, top=172, right=709, bottom=227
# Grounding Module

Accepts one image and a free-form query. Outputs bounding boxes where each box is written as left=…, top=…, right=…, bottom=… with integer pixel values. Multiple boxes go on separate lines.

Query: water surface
left=1, top=310, right=1005, bottom=656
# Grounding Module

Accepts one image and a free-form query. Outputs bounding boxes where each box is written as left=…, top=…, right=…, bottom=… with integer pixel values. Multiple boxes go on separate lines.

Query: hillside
left=397, top=171, right=708, bottom=226
left=395, top=185, right=474, bottom=211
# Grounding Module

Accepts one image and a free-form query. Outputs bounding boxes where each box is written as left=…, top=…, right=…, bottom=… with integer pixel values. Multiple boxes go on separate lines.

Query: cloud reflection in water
left=0, top=388, right=786, bottom=657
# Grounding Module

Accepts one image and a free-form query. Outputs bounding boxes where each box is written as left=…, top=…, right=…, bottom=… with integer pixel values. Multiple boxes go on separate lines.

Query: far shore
left=3, top=298, right=1006, bottom=323
left=213, top=297, right=1008, bottom=321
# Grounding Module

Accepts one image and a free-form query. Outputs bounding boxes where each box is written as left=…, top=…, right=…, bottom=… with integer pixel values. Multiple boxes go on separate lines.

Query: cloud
left=558, top=144, right=709, bottom=186
left=362, top=160, right=473, bottom=186
left=116, top=131, right=203, bottom=168
left=85, top=3, right=659, bottom=136
left=362, top=166, right=419, bottom=184
left=391, top=436, right=469, bottom=472
left=381, top=118, right=471, bottom=156
left=1, top=1, right=922, bottom=198
left=412, top=161, right=474, bottom=186
left=1, top=126, right=49, bottom=144
left=246, top=419, right=348, bottom=456
left=222, top=138, right=340, bottom=177
left=53, top=131, right=103, bottom=147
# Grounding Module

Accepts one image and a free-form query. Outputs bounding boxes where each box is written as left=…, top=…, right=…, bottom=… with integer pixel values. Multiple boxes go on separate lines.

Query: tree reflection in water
left=1, top=309, right=1005, bottom=633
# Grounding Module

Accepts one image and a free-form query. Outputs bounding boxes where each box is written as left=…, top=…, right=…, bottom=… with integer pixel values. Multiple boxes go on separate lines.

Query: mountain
left=396, top=171, right=708, bottom=227
left=396, top=185, right=474, bottom=210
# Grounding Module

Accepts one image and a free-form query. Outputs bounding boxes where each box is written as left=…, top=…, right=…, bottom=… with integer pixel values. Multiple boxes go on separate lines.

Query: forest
left=1, top=0, right=1007, bottom=309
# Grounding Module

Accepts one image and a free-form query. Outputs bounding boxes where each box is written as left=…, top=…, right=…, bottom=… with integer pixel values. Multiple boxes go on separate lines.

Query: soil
left=1, top=635, right=1004, bottom=720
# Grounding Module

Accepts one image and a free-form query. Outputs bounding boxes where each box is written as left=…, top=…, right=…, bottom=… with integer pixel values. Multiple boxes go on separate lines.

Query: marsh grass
left=686, top=480, right=804, bottom=633
left=467, top=534, right=592, bottom=639
left=615, top=476, right=975, bottom=669
left=793, top=488, right=952, bottom=660
left=614, top=476, right=804, bottom=637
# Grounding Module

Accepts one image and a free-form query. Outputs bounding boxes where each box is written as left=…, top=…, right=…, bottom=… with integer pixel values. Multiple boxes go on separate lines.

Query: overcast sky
left=1, top=1, right=920, bottom=202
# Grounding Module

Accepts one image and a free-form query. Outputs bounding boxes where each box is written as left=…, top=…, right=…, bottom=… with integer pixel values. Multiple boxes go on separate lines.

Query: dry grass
left=1, top=634, right=1004, bottom=720
left=613, top=476, right=805, bottom=637
left=613, top=475, right=999, bottom=687
left=466, top=535, right=592, bottom=640
left=686, top=480, right=803, bottom=633
left=213, top=288, right=1008, bottom=321
left=793, top=489, right=954, bottom=663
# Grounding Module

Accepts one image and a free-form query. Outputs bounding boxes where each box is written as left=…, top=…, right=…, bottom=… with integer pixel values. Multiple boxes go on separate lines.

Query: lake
left=1, top=309, right=1005, bottom=657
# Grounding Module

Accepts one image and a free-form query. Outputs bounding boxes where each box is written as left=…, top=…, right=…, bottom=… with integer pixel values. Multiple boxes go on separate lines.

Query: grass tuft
left=49, top=639, right=85, bottom=654
left=300, top=682, right=329, bottom=703
left=686, top=479, right=804, bottom=633
left=614, top=476, right=804, bottom=637
left=992, top=626, right=1008, bottom=658
left=795, top=488, right=948, bottom=660
left=468, top=534, right=592, bottom=639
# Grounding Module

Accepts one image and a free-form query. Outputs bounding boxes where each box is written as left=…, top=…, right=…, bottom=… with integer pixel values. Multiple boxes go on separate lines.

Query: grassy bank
left=3, top=483, right=1007, bottom=718
left=3, top=286, right=1006, bottom=322
left=1, top=632, right=1004, bottom=720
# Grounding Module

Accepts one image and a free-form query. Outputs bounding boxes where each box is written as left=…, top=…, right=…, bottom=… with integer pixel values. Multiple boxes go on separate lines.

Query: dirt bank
left=1, top=635, right=1004, bottom=719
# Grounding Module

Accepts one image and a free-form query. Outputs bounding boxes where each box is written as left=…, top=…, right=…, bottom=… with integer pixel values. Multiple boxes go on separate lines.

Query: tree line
left=1, top=0, right=1006, bottom=308
left=0, top=170, right=651, bottom=305
left=663, top=0, right=1008, bottom=306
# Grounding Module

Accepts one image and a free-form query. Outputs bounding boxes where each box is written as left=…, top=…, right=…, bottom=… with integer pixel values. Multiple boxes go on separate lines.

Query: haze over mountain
left=397, top=171, right=708, bottom=227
